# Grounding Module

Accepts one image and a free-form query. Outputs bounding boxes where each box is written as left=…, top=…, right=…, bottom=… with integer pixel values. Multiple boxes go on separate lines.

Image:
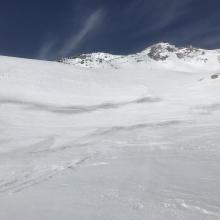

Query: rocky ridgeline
left=58, top=43, right=220, bottom=69
left=147, top=43, right=206, bottom=61
left=58, top=53, right=123, bottom=69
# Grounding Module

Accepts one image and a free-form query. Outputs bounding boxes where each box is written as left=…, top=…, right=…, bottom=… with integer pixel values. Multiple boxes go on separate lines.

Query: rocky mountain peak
left=58, top=42, right=220, bottom=69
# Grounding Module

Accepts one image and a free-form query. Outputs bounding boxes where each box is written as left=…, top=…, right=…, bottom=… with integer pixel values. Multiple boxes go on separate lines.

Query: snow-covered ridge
left=59, top=42, right=220, bottom=71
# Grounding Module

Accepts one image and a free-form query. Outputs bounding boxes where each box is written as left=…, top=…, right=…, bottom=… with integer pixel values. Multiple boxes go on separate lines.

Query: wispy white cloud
left=37, top=9, right=105, bottom=60
left=37, top=41, right=57, bottom=60
left=131, top=0, right=192, bottom=37
left=58, top=9, right=105, bottom=57
left=161, top=11, right=220, bottom=47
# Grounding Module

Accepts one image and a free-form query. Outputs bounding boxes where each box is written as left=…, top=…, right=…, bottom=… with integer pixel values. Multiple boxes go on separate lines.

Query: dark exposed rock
left=176, top=46, right=205, bottom=60
left=136, top=59, right=143, bottom=63
left=176, top=53, right=184, bottom=59
left=166, top=46, right=177, bottom=52
left=211, top=74, right=219, bottom=79
left=148, top=45, right=169, bottom=61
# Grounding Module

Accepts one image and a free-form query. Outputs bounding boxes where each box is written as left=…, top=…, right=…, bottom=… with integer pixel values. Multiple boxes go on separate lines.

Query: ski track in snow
left=0, top=96, right=160, bottom=114
left=0, top=97, right=163, bottom=195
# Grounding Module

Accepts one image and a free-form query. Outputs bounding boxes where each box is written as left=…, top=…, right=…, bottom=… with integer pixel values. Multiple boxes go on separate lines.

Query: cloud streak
left=38, top=41, right=57, bottom=60
left=38, top=9, right=105, bottom=60
left=129, top=0, right=192, bottom=37
left=58, top=8, right=105, bottom=57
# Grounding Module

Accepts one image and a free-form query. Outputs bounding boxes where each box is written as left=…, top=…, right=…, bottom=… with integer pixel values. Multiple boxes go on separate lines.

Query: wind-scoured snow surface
left=1, top=43, right=220, bottom=219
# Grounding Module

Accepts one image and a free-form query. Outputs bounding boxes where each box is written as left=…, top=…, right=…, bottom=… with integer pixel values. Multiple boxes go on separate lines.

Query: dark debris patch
left=211, top=74, right=220, bottom=79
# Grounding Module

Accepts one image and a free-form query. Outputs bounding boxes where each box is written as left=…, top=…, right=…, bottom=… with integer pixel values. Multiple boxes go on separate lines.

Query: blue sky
left=0, top=0, right=220, bottom=60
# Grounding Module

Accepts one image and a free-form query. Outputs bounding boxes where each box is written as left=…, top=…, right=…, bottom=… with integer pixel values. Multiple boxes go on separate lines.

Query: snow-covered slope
left=0, top=43, right=220, bottom=220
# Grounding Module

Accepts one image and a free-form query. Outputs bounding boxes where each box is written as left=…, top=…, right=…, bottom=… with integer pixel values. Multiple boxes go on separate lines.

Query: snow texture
left=0, top=43, right=220, bottom=220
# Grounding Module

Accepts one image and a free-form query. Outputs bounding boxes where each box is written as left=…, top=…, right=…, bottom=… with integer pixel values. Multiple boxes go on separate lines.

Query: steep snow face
left=0, top=44, right=220, bottom=220
left=60, top=43, right=220, bottom=72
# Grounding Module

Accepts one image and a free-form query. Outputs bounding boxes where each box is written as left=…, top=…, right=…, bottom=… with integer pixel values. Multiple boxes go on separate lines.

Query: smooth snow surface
left=0, top=44, right=220, bottom=220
